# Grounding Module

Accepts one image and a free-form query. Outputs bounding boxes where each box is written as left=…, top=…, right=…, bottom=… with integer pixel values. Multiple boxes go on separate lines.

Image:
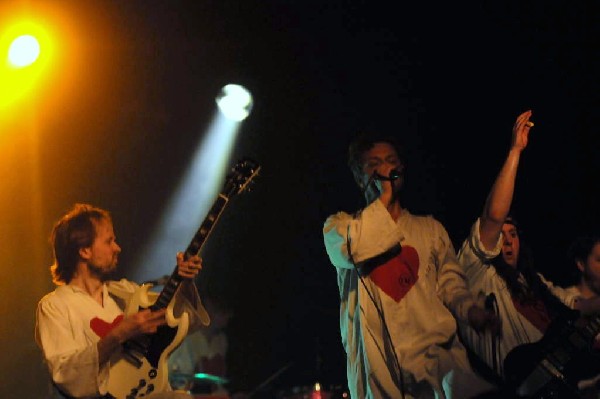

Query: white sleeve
left=174, top=280, right=210, bottom=332
left=35, top=297, right=103, bottom=398
left=433, top=219, right=476, bottom=323
left=323, top=199, right=401, bottom=269
left=538, top=273, right=581, bottom=309
left=457, top=218, right=502, bottom=285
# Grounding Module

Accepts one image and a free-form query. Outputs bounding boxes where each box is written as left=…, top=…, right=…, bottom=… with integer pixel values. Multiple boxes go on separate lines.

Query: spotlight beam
left=131, top=84, right=252, bottom=284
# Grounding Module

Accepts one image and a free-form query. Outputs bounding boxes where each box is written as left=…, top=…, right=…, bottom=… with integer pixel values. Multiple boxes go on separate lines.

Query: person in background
left=35, top=203, right=209, bottom=399
left=559, top=235, right=600, bottom=398
left=323, top=131, right=498, bottom=398
left=564, top=235, right=600, bottom=310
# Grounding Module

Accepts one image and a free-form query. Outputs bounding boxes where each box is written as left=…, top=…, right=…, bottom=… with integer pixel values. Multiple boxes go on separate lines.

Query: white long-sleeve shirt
left=456, top=218, right=581, bottom=379
left=35, top=279, right=208, bottom=398
left=323, top=200, right=492, bottom=399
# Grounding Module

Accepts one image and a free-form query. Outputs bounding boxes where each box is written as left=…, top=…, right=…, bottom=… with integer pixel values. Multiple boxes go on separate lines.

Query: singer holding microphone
left=323, top=133, right=499, bottom=399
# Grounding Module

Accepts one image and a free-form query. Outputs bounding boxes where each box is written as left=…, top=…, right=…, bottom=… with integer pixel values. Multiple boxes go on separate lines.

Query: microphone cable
left=485, top=292, right=501, bottom=375
left=346, top=226, right=406, bottom=399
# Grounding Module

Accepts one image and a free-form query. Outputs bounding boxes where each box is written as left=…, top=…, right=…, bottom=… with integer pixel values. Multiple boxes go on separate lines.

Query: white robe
left=323, top=200, right=493, bottom=399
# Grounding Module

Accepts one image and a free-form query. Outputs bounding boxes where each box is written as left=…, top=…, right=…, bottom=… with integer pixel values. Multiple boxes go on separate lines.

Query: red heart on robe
left=368, top=245, right=419, bottom=302
left=90, top=314, right=124, bottom=338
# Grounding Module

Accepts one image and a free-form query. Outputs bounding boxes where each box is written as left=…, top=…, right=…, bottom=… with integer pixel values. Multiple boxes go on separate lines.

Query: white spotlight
left=8, top=35, right=40, bottom=67
left=216, top=84, right=253, bottom=122
left=131, top=86, right=253, bottom=283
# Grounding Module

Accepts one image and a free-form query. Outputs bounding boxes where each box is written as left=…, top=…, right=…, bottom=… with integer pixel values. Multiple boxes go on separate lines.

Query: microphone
left=374, top=168, right=403, bottom=181
left=362, top=168, right=403, bottom=194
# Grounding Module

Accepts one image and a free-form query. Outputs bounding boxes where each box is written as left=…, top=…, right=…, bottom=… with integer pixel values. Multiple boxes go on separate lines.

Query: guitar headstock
left=224, top=158, right=261, bottom=197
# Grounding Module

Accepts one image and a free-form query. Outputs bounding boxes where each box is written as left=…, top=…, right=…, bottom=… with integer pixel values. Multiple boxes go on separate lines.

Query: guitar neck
left=150, top=194, right=230, bottom=311
left=147, top=157, right=260, bottom=312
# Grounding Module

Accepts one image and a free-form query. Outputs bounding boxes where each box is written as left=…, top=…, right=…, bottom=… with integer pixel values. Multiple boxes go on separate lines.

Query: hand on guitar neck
left=174, top=252, right=203, bottom=280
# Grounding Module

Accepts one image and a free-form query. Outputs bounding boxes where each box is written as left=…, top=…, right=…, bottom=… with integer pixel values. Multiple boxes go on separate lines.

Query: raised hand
left=512, top=109, right=534, bottom=152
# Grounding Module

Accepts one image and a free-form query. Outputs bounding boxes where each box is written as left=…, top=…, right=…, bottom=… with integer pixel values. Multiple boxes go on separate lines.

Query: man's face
left=580, top=242, right=600, bottom=296
left=500, top=223, right=520, bottom=268
left=361, top=142, right=404, bottom=191
left=81, top=218, right=121, bottom=279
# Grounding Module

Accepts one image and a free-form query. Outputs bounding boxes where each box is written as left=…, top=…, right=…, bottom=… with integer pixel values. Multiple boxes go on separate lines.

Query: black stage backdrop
left=2, top=1, right=599, bottom=398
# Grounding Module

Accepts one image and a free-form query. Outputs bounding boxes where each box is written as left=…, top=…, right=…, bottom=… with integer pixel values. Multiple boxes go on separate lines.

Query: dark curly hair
left=490, top=216, right=568, bottom=319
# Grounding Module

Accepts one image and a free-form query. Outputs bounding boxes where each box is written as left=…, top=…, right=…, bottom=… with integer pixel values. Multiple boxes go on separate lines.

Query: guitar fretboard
left=150, top=194, right=229, bottom=311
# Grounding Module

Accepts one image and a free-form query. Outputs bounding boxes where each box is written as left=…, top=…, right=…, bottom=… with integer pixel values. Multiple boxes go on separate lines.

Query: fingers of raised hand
left=516, top=110, right=534, bottom=130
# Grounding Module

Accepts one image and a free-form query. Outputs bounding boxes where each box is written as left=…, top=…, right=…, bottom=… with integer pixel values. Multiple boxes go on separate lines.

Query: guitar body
left=503, top=309, right=593, bottom=398
left=107, top=284, right=190, bottom=399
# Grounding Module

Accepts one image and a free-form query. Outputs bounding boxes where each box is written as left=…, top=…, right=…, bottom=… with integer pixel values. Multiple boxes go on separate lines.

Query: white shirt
left=36, top=279, right=208, bottom=398
left=324, top=200, right=492, bottom=399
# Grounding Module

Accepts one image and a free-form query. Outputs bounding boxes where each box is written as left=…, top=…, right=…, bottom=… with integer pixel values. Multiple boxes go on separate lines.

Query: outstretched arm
left=479, top=110, right=534, bottom=250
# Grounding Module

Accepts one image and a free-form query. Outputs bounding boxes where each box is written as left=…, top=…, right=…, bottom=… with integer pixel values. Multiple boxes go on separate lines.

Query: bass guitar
left=504, top=308, right=600, bottom=398
left=106, top=158, right=260, bottom=399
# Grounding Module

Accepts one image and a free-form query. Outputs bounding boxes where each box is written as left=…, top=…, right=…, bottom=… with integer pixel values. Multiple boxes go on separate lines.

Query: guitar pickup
left=122, top=340, right=147, bottom=369
left=122, top=350, right=143, bottom=369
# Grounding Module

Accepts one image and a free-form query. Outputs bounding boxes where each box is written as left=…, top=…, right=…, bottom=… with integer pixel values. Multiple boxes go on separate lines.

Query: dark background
left=2, top=1, right=600, bottom=398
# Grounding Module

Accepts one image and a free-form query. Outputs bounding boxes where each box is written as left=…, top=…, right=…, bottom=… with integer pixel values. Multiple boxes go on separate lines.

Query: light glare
left=216, top=84, right=253, bottom=121
left=8, top=35, right=40, bottom=67
left=0, top=19, right=55, bottom=109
